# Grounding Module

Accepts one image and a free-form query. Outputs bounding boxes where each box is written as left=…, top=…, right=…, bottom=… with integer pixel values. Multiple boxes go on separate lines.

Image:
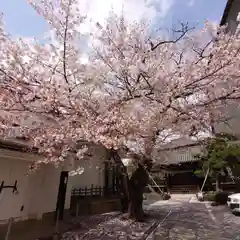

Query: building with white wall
left=0, top=139, right=109, bottom=224
left=69, top=142, right=109, bottom=190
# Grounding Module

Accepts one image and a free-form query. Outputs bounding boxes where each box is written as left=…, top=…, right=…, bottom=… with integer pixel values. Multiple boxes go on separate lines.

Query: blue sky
left=0, top=0, right=228, bottom=38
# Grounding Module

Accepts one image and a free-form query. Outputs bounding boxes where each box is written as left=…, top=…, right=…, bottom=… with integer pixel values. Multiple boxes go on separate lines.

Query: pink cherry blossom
left=0, top=1, right=239, bottom=168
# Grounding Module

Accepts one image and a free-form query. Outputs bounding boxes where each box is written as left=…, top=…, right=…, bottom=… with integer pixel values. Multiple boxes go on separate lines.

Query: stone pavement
left=210, top=204, right=240, bottom=239
left=145, top=194, right=240, bottom=240
left=0, top=212, right=121, bottom=240
left=62, top=216, right=158, bottom=240
left=3, top=194, right=240, bottom=239
left=59, top=194, right=240, bottom=239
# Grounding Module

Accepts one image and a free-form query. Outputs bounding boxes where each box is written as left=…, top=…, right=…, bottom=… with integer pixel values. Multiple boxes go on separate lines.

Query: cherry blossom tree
left=0, top=0, right=240, bottom=220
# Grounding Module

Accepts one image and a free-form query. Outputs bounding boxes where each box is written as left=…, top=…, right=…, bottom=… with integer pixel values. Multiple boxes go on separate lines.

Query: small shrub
left=214, top=191, right=230, bottom=205
left=203, top=191, right=215, bottom=202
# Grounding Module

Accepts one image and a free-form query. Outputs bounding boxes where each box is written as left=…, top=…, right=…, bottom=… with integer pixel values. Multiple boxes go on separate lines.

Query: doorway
left=169, top=171, right=197, bottom=186
left=55, top=171, right=68, bottom=221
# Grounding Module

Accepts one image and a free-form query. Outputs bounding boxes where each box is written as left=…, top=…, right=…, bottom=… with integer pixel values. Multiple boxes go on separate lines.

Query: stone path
left=60, top=194, right=240, bottom=240
left=210, top=204, right=240, bottom=239
left=1, top=212, right=120, bottom=240
left=147, top=202, right=219, bottom=239
left=7, top=194, right=240, bottom=240
left=61, top=215, right=159, bottom=240
left=146, top=194, right=240, bottom=240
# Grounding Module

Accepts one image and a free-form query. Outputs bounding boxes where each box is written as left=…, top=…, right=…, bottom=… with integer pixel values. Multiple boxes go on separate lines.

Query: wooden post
left=153, top=232, right=162, bottom=240
left=112, top=166, right=116, bottom=194
left=124, top=233, right=129, bottom=240
left=55, top=209, right=60, bottom=234
left=90, top=184, right=93, bottom=196
left=104, top=161, right=109, bottom=196
left=76, top=203, right=79, bottom=217
left=200, top=167, right=210, bottom=192
left=165, top=173, right=170, bottom=193
left=4, top=218, right=13, bottom=240
left=115, top=165, right=121, bottom=193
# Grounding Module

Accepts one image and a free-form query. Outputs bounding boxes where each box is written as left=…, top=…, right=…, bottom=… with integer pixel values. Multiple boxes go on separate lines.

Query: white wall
left=215, top=102, right=240, bottom=137
left=0, top=144, right=109, bottom=223
left=68, top=144, right=108, bottom=190
left=26, top=164, right=64, bottom=220
left=0, top=150, right=64, bottom=223
left=0, top=157, right=29, bottom=222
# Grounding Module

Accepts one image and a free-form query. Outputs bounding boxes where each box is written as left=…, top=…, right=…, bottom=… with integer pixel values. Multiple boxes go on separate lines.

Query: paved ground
left=145, top=194, right=240, bottom=240
left=2, top=194, right=240, bottom=239
left=0, top=212, right=121, bottom=240
left=60, top=194, right=240, bottom=239
left=61, top=215, right=157, bottom=240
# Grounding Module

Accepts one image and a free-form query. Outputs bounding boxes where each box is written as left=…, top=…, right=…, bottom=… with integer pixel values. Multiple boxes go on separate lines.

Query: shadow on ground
left=148, top=203, right=219, bottom=239
left=210, top=204, right=240, bottom=239
left=147, top=201, right=240, bottom=240
left=61, top=215, right=165, bottom=240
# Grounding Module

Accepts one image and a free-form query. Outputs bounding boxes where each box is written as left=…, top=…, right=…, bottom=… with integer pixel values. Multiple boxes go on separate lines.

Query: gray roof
left=220, top=0, right=235, bottom=26
left=0, top=138, right=38, bottom=153
left=156, top=137, right=200, bottom=151
left=152, top=137, right=203, bottom=166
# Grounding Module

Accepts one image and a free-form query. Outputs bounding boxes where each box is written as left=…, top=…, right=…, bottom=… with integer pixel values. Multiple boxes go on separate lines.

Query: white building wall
left=215, top=102, right=240, bottom=137
left=26, top=164, right=64, bottom=219
left=0, top=150, right=65, bottom=223
left=0, top=144, right=109, bottom=223
left=68, top=144, right=109, bottom=190
left=0, top=157, right=29, bottom=222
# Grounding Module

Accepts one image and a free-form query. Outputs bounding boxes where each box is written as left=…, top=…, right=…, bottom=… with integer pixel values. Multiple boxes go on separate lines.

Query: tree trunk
left=127, top=177, right=145, bottom=221
left=110, top=150, right=150, bottom=221
left=111, top=150, right=129, bottom=213
left=229, top=163, right=240, bottom=192
left=236, top=179, right=240, bottom=192
left=127, top=163, right=149, bottom=221
left=215, top=174, right=221, bottom=192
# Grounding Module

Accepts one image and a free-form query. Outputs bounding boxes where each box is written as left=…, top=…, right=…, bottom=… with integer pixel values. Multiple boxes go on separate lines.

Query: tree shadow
left=58, top=206, right=175, bottom=240
left=213, top=205, right=240, bottom=239
left=147, top=202, right=219, bottom=240
left=61, top=216, right=158, bottom=240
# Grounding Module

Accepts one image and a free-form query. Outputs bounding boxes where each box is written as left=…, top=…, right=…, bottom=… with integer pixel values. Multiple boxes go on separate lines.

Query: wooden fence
left=70, top=185, right=121, bottom=216
left=71, top=184, right=119, bottom=198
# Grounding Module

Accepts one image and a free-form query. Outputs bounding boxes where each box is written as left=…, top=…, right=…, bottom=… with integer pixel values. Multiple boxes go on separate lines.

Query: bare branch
left=149, top=22, right=195, bottom=51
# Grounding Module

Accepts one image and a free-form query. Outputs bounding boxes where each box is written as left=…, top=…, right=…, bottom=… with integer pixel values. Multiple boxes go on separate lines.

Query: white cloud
left=187, top=0, right=195, bottom=7
left=78, top=0, right=174, bottom=33
left=156, top=0, right=175, bottom=18
left=79, top=53, right=89, bottom=64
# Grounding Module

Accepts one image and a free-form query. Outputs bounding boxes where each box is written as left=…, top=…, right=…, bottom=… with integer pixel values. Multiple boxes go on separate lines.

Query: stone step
left=170, top=186, right=197, bottom=189
left=170, top=185, right=197, bottom=194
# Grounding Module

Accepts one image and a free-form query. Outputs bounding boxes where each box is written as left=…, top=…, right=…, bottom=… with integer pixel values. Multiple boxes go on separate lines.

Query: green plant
left=214, top=191, right=230, bottom=205
left=194, top=133, right=240, bottom=191
left=203, top=191, right=215, bottom=202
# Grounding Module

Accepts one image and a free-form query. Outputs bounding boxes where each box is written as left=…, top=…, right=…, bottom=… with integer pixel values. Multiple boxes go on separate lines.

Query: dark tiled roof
left=0, top=138, right=38, bottom=153
left=154, top=150, right=200, bottom=166
left=152, top=138, right=204, bottom=166
left=220, top=0, right=235, bottom=26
